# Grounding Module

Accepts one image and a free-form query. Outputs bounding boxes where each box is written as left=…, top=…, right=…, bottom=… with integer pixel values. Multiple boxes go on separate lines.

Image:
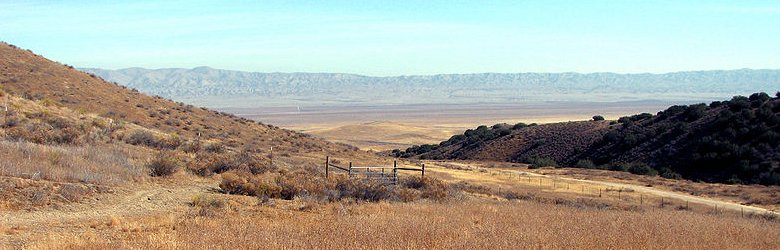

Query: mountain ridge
left=82, top=67, right=780, bottom=107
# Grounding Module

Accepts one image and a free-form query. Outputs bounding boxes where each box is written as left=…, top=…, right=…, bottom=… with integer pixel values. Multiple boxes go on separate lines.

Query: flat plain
left=224, top=101, right=678, bottom=151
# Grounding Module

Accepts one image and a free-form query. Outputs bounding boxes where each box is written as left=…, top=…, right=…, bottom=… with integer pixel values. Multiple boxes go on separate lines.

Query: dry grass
left=22, top=199, right=780, bottom=249
left=523, top=166, right=780, bottom=210
left=303, top=121, right=462, bottom=151
left=0, top=140, right=146, bottom=185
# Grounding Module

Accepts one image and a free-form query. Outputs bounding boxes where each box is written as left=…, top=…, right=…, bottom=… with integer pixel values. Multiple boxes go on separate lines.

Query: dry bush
left=190, top=150, right=274, bottom=176
left=219, top=170, right=277, bottom=196
left=124, top=129, right=157, bottom=147
left=190, top=194, right=227, bottom=217
left=204, top=142, right=225, bottom=153
left=4, top=121, right=83, bottom=145
left=58, top=184, right=93, bottom=202
left=399, top=176, right=453, bottom=201
left=146, top=151, right=181, bottom=177
left=219, top=169, right=454, bottom=203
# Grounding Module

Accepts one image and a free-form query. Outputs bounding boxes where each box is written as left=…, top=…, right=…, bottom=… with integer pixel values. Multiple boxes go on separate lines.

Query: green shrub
left=592, top=115, right=605, bottom=121
left=512, top=122, right=528, bottom=130
left=628, top=163, right=658, bottom=176
left=574, top=159, right=596, bottom=169
left=608, top=163, right=629, bottom=172
left=660, top=168, right=683, bottom=180
left=528, top=157, right=558, bottom=169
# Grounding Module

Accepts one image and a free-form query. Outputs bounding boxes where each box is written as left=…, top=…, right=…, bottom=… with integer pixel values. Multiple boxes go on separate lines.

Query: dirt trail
left=423, top=161, right=778, bottom=216
left=0, top=179, right=217, bottom=231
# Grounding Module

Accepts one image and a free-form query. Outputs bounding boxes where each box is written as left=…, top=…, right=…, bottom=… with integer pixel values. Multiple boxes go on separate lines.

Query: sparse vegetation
left=220, top=169, right=454, bottom=202
left=146, top=151, right=181, bottom=177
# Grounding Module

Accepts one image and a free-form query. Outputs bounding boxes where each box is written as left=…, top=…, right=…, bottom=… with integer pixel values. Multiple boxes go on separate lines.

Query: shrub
left=400, top=176, right=452, bottom=201
left=528, top=157, right=558, bottom=169
left=574, top=159, right=596, bottom=169
left=608, top=163, right=629, bottom=172
left=125, top=129, right=159, bottom=147
left=512, top=122, right=528, bottom=130
left=592, top=115, right=605, bottom=121
left=220, top=170, right=270, bottom=196
left=660, top=168, right=683, bottom=180
left=204, top=142, right=225, bottom=153
left=627, top=163, right=658, bottom=176
left=147, top=151, right=180, bottom=176
left=190, top=194, right=227, bottom=217
left=219, top=169, right=454, bottom=203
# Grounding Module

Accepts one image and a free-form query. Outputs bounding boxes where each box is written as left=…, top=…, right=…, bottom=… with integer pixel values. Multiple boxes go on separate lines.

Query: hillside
left=398, top=93, right=780, bottom=185
left=0, top=43, right=373, bottom=167
left=82, top=67, right=780, bottom=107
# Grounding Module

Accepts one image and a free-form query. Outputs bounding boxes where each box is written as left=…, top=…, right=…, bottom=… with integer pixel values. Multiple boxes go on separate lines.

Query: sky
left=1, top=0, right=779, bottom=76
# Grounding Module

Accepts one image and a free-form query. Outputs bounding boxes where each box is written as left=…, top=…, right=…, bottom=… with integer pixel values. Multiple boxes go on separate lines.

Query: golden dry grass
left=0, top=140, right=147, bottom=185
left=300, top=121, right=462, bottom=151
left=20, top=199, right=780, bottom=249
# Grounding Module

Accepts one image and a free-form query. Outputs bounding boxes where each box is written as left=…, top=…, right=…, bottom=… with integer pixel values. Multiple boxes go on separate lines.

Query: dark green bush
left=528, top=157, right=558, bottom=169
left=628, top=163, right=658, bottom=176
left=574, top=159, right=596, bottom=169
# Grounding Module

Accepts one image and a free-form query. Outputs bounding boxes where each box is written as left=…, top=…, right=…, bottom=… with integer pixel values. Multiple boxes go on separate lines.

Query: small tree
left=628, top=163, right=658, bottom=176
left=592, top=115, right=605, bottom=121
left=528, top=157, right=559, bottom=169
left=574, top=159, right=596, bottom=169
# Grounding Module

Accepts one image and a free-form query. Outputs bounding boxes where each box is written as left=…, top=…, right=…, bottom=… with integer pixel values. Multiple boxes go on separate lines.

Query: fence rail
left=325, top=156, right=424, bottom=185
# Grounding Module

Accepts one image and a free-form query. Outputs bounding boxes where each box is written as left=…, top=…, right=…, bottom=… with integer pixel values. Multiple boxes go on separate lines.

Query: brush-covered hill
left=397, top=93, right=780, bottom=185
left=0, top=42, right=375, bottom=174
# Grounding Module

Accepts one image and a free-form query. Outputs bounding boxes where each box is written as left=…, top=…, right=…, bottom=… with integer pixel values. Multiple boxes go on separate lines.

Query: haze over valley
left=84, top=67, right=779, bottom=107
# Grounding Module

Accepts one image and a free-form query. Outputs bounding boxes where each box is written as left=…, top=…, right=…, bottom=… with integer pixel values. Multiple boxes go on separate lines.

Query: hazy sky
left=1, top=0, right=779, bottom=76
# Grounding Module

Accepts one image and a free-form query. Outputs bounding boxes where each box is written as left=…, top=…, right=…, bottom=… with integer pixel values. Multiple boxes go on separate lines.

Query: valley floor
left=2, top=160, right=779, bottom=249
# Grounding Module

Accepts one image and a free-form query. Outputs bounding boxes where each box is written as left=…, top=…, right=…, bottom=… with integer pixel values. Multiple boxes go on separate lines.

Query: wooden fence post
left=349, top=162, right=353, bottom=176
left=325, top=156, right=329, bottom=178
left=393, top=161, right=398, bottom=184
left=640, top=194, right=643, bottom=205
left=422, top=163, right=425, bottom=177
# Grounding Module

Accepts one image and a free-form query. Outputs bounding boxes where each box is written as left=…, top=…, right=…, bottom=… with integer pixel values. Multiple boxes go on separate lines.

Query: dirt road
left=0, top=179, right=217, bottom=230
left=423, top=161, right=778, bottom=216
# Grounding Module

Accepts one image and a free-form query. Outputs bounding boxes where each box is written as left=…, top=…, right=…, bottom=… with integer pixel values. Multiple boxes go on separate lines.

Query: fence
left=325, top=156, right=424, bottom=185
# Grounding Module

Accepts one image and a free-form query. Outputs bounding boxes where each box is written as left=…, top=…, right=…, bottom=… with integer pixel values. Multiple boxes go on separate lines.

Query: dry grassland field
left=3, top=161, right=780, bottom=249
left=3, top=86, right=779, bottom=249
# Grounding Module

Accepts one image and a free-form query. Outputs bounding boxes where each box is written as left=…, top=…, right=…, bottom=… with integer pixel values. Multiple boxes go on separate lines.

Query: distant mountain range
left=81, top=67, right=780, bottom=107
